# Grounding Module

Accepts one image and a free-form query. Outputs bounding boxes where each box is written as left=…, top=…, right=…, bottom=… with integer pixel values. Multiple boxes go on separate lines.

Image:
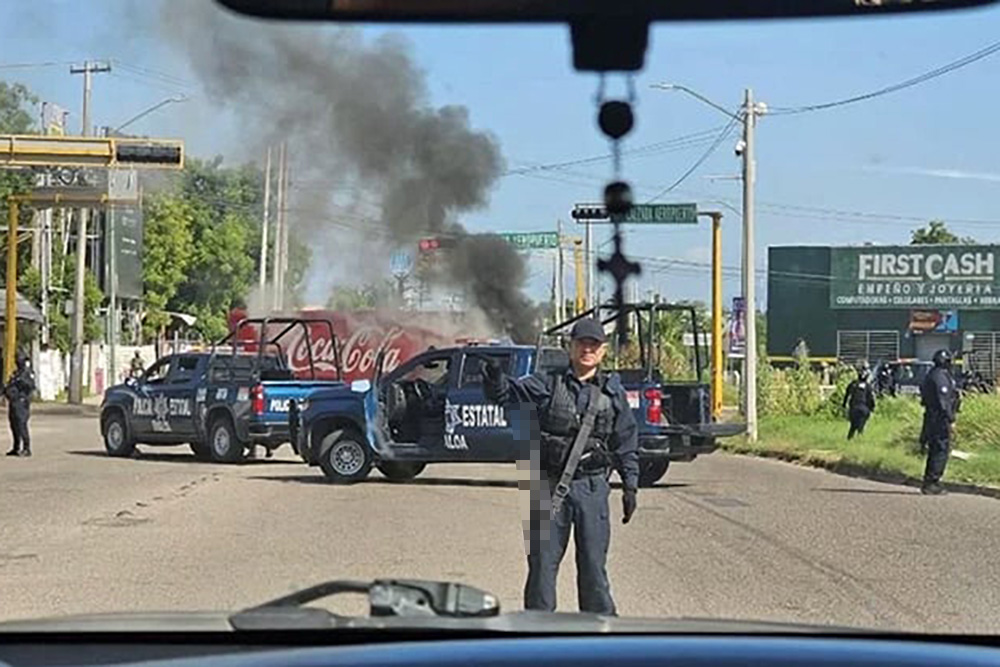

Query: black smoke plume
left=156, top=2, right=540, bottom=341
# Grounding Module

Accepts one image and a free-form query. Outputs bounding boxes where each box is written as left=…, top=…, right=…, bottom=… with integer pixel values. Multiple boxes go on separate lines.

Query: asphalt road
left=2, top=411, right=1000, bottom=633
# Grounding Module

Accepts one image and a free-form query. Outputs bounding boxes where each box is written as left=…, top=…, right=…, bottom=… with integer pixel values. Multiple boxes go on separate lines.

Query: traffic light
left=571, top=204, right=608, bottom=220
left=418, top=238, right=441, bottom=252
left=114, top=140, right=184, bottom=168
left=417, top=236, right=457, bottom=252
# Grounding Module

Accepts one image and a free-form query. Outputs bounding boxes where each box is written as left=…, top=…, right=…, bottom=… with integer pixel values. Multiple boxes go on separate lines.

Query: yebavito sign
left=831, top=245, right=1000, bottom=310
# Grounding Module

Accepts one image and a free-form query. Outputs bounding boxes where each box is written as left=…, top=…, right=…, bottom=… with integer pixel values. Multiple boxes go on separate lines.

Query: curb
left=722, top=444, right=1000, bottom=501
left=31, top=402, right=102, bottom=417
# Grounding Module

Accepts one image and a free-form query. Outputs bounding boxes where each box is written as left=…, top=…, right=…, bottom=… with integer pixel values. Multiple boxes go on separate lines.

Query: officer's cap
left=570, top=317, right=607, bottom=344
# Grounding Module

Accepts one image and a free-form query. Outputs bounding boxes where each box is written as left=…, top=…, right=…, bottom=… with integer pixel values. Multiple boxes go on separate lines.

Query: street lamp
left=651, top=82, right=765, bottom=443
left=111, top=95, right=188, bottom=135
left=650, top=83, right=742, bottom=121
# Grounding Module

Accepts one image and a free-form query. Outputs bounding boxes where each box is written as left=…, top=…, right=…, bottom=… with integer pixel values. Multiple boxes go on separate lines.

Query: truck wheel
left=319, top=429, right=373, bottom=484
left=103, top=412, right=135, bottom=458
left=377, top=461, right=426, bottom=482
left=189, top=441, right=212, bottom=461
left=208, top=416, right=244, bottom=463
left=638, top=459, right=670, bottom=488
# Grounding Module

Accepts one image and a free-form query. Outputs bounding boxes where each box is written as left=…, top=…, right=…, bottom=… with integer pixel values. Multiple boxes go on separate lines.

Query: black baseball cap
left=570, top=317, right=607, bottom=343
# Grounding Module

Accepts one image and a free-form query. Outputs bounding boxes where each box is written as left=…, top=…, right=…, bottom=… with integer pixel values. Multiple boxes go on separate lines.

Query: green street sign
left=497, top=231, right=560, bottom=250
left=572, top=203, right=698, bottom=224
left=612, top=203, right=697, bottom=224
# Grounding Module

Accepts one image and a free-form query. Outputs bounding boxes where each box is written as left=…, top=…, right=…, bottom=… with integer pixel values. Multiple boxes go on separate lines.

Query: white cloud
left=862, top=165, right=1000, bottom=183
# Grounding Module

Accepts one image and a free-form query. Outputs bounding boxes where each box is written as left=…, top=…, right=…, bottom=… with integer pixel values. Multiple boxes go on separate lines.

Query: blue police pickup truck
left=290, top=304, right=743, bottom=486
left=99, top=318, right=345, bottom=463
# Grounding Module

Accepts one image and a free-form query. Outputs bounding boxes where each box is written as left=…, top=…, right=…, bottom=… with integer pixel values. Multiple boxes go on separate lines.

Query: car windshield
left=3, top=0, right=1000, bottom=637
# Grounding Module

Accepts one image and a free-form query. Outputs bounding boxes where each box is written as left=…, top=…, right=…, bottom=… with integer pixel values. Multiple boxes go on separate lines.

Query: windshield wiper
left=229, top=579, right=500, bottom=630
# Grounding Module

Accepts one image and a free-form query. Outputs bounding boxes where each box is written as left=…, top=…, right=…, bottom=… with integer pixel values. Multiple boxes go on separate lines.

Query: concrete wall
left=33, top=344, right=158, bottom=401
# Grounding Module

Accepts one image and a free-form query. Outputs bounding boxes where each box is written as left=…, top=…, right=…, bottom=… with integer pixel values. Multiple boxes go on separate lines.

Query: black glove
left=622, top=487, right=637, bottom=524
left=479, top=355, right=502, bottom=383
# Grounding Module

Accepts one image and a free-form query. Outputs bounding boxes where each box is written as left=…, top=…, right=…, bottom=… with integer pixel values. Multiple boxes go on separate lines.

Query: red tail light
left=251, top=384, right=265, bottom=415
left=644, top=388, right=662, bottom=425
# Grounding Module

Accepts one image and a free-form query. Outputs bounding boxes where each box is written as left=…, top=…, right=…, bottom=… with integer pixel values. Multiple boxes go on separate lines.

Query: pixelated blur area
left=510, top=403, right=552, bottom=558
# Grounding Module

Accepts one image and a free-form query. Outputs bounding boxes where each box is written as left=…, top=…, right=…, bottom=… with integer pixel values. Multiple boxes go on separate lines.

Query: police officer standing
left=920, top=349, right=959, bottom=495
left=482, top=317, right=639, bottom=615
left=842, top=364, right=876, bottom=440
left=130, top=350, right=145, bottom=379
left=4, top=351, right=36, bottom=458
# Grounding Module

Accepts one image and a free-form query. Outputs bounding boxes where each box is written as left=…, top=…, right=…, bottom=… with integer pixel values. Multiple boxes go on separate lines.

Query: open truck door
left=543, top=301, right=745, bottom=487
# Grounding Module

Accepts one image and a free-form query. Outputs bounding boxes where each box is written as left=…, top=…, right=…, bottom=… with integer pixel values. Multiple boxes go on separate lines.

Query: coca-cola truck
left=228, top=308, right=484, bottom=384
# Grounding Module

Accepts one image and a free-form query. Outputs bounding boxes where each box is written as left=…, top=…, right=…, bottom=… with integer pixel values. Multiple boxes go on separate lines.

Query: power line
left=771, top=38, right=1000, bottom=115
left=112, top=61, right=197, bottom=89
left=503, top=126, right=727, bottom=176
left=644, top=116, right=741, bottom=203
left=0, top=60, right=74, bottom=70
left=108, top=70, right=191, bottom=95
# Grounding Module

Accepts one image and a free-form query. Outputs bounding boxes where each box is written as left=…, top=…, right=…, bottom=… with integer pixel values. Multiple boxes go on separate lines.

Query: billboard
left=110, top=204, right=144, bottom=299
left=727, top=296, right=746, bottom=355
left=830, top=245, right=1000, bottom=310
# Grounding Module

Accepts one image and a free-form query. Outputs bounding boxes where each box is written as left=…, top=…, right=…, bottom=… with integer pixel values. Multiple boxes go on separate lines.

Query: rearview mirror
left=217, top=0, right=998, bottom=22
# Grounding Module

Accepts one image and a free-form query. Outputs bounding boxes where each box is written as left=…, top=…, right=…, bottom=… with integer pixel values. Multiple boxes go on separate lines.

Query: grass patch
left=722, top=395, right=1000, bottom=489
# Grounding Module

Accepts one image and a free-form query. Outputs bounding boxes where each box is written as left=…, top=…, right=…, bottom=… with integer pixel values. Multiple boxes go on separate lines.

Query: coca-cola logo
left=288, top=325, right=408, bottom=379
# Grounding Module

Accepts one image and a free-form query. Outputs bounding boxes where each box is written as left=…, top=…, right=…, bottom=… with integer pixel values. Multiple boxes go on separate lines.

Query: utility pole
left=258, top=146, right=272, bottom=299
left=699, top=211, right=724, bottom=419
left=556, top=220, right=565, bottom=321
left=573, top=239, right=584, bottom=315
left=279, top=144, right=290, bottom=310
left=271, top=142, right=285, bottom=311
left=68, top=60, right=110, bottom=404
left=70, top=61, right=110, bottom=137
left=584, top=220, right=593, bottom=310
left=741, top=88, right=764, bottom=443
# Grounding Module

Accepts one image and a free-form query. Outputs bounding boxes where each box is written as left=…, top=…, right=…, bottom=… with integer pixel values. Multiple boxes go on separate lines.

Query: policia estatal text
left=920, top=349, right=959, bottom=496
left=5, top=353, right=36, bottom=457
left=483, top=317, right=639, bottom=615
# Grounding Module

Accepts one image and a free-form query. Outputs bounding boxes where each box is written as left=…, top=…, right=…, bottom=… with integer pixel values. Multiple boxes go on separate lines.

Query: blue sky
left=2, top=0, right=999, bottom=309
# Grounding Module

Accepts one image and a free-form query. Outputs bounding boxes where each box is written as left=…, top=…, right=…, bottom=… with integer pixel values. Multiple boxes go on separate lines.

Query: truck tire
left=103, top=411, right=135, bottom=458
left=189, top=441, right=212, bottom=461
left=377, top=461, right=426, bottom=482
left=319, top=429, right=373, bottom=484
left=638, top=459, right=670, bottom=488
left=208, top=416, right=244, bottom=464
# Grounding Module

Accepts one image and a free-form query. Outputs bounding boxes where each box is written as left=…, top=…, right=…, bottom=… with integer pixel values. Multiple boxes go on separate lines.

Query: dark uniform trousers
left=526, top=471, right=614, bottom=615
left=8, top=399, right=30, bottom=453
left=847, top=406, right=870, bottom=440
left=923, top=410, right=951, bottom=484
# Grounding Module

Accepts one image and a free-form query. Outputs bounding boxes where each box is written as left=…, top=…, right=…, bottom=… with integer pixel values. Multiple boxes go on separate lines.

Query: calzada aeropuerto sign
left=830, top=245, right=1000, bottom=310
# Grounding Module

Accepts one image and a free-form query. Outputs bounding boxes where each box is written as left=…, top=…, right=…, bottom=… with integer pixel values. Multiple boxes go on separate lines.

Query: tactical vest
left=539, top=372, right=616, bottom=475
left=848, top=380, right=870, bottom=408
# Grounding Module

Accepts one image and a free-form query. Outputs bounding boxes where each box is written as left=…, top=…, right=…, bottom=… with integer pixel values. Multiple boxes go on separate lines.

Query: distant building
left=767, top=244, right=1000, bottom=379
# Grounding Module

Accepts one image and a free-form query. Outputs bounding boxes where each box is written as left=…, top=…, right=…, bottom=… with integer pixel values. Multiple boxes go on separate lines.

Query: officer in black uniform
left=875, top=362, right=896, bottom=397
left=5, top=351, right=36, bottom=457
left=920, top=349, right=959, bottom=495
left=482, top=317, right=639, bottom=615
left=842, top=365, right=876, bottom=440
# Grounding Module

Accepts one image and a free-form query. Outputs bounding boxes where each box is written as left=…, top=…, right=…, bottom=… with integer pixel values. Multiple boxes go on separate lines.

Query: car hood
left=0, top=610, right=879, bottom=635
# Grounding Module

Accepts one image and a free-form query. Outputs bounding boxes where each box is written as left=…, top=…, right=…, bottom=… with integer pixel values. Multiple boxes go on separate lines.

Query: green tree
left=911, top=220, right=976, bottom=245
left=0, top=81, right=38, bottom=256
left=0, top=81, right=36, bottom=133
left=140, top=157, right=311, bottom=341
left=142, top=193, right=195, bottom=336
left=21, top=257, right=103, bottom=353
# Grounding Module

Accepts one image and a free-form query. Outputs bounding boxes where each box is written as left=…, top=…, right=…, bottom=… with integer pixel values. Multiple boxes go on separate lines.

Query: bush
left=758, top=355, right=823, bottom=417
